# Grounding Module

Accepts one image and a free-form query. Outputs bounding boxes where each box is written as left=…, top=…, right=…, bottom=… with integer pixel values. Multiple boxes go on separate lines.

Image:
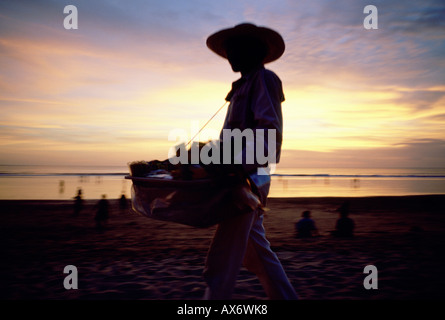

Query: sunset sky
left=1, top=0, right=444, bottom=169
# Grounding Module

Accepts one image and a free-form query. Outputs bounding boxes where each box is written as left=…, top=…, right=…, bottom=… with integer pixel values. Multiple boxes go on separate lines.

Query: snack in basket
left=128, top=140, right=246, bottom=181
left=128, top=160, right=211, bottom=180
left=128, top=160, right=175, bottom=179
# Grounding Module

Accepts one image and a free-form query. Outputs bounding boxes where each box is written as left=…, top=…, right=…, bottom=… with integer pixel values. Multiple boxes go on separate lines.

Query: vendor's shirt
left=220, top=65, right=284, bottom=204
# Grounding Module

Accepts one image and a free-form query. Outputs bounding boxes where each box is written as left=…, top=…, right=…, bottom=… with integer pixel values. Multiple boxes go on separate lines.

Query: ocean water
left=0, top=165, right=444, bottom=200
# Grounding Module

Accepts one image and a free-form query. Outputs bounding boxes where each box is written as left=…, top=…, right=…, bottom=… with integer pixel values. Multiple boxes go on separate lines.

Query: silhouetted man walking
left=203, top=23, right=297, bottom=300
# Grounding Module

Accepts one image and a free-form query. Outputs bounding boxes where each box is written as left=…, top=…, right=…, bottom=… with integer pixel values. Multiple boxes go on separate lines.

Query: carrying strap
left=186, top=100, right=229, bottom=147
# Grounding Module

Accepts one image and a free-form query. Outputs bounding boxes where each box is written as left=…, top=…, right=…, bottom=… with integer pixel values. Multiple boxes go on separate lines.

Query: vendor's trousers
left=203, top=209, right=298, bottom=300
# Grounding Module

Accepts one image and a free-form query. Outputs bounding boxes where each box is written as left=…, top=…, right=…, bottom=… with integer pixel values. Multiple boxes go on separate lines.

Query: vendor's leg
left=203, top=210, right=256, bottom=300
left=243, top=214, right=298, bottom=300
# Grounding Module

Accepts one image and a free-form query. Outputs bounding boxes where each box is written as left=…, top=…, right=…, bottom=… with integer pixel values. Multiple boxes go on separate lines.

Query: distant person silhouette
left=73, top=188, right=83, bottom=216
left=295, top=211, right=318, bottom=238
left=119, top=193, right=128, bottom=211
left=59, top=180, right=65, bottom=194
left=94, top=194, right=109, bottom=229
left=332, top=201, right=354, bottom=237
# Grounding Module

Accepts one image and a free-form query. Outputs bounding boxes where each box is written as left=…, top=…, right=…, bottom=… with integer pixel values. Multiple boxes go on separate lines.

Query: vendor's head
left=302, top=210, right=311, bottom=218
left=206, top=23, right=285, bottom=74
left=225, top=36, right=267, bottom=73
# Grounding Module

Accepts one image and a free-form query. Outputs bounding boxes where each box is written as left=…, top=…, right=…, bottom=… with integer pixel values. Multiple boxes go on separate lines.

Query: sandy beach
left=1, top=195, right=444, bottom=300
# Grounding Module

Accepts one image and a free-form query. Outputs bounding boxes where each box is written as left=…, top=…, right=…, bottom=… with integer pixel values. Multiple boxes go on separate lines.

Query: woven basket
left=126, top=176, right=261, bottom=228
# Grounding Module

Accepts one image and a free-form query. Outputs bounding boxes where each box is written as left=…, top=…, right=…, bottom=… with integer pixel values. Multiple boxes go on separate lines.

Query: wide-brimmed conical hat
left=206, top=23, right=285, bottom=64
